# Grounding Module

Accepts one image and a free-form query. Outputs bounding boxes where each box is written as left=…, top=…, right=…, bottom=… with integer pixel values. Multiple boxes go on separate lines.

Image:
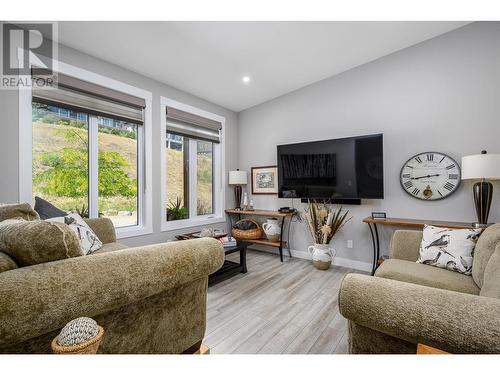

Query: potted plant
left=303, top=200, right=352, bottom=270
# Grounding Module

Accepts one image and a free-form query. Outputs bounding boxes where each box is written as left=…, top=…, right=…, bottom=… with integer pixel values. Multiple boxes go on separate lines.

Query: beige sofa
left=0, top=218, right=224, bottom=354
left=339, top=223, right=500, bottom=354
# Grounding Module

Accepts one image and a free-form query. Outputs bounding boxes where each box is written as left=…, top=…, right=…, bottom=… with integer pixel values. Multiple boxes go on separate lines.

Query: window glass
left=32, top=102, right=89, bottom=214
left=197, top=140, right=213, bottom=215
left=97, top=117, right=138, bottom=227
left=166, top=133, right=189, bottom=221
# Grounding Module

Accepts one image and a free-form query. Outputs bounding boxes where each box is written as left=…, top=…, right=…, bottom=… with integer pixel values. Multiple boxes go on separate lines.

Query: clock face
left=400, top=152, right=461, bottom=200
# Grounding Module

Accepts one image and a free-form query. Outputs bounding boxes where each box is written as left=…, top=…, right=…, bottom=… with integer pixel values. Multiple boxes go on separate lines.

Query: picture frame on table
left=251, top=166, right=278, bottom=195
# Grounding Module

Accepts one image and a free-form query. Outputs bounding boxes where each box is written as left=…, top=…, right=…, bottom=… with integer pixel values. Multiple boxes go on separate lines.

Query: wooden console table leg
left=367, top=222, right=380, bottom=275
left=240, top=245, right=248, bottom=273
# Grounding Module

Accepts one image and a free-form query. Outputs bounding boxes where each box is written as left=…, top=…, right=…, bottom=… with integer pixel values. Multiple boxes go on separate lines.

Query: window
left=161, top=98, right=224, bottom=230
left=22, top=64, right=153, bottom=238
left=32, top=103, right=140, bottom=228
left=32, top=103, right=89, bottom=213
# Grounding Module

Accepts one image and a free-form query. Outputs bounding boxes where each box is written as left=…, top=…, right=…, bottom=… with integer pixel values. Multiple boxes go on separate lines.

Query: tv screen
left=277, top=134, right=383, bottom=199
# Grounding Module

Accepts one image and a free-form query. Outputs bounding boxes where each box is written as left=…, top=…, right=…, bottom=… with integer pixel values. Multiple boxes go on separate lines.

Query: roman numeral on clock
left=412, top=188, right=420, bottom=196
left=449, top=174, right=458, bottom=180
left=427, top=153, right=434, bottom=161
left=402, top=173, right=411, bottom=178
left=446, top=164, right=456, bottom=170
left=444, top=182, right=455, bottom=191
left=415, top=156, right=422, bottom=163
left=404, top=181, right=413, bottom=189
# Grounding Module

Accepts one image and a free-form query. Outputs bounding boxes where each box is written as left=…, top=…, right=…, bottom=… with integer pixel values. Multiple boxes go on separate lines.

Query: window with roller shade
left=31, top=71, right=145, bottom=228
left=164, top=105, right=222, bottom=224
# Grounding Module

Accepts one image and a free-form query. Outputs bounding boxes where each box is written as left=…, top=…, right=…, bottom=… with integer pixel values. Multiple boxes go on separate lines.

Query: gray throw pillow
left=0, top=218, right=83, bottom=266
left=0, top=203, right=40, bottom=222
left=34, top=196, right=68, bottom=220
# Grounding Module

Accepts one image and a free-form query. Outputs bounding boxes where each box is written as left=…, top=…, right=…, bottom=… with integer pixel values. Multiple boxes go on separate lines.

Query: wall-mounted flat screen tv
left=277, top=134, right=383, bottom=200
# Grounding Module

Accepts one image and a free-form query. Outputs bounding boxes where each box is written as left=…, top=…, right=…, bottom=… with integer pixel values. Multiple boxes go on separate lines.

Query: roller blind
left=166, top=106, right=221, bottom=143
left=32, top=70, right=145, bottom=124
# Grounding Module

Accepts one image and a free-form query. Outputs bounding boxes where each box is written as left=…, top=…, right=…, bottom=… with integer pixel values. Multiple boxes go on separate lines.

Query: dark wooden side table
left=175, top=232, right=248, bottom=286
left=362, top=216, right=479, bottom=276
left=209, top=242, right=248, bottom=286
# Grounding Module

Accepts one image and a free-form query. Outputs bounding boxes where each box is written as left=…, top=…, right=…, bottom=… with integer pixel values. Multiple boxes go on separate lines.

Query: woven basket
left=232, top=219, right=263, bottom=240
left=51, top=326, right=104, bottom=354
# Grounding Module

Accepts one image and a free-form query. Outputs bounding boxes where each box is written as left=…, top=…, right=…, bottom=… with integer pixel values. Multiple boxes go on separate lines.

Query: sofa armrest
left=0, top=238, right=224, bottom=348
left=389, top=230, right=422, bottom=261
left=84, top=217, right=116, bottom=244
left=339, top=274, right=500, bottom=353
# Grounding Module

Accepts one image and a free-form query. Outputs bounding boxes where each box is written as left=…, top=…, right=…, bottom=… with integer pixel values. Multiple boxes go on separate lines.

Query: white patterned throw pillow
left=417, top=225, right=482, bottom=275
left=47, top=213, right=103, bottom=254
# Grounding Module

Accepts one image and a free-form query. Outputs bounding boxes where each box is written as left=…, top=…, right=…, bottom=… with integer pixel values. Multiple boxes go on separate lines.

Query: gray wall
left=0, top=43, right=238, bottom=247
left=237, top=22, right=500, bottom=268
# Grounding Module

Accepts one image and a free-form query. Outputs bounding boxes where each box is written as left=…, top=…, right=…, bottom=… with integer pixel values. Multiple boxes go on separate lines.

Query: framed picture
left=251, top=166, right=278, bottom=195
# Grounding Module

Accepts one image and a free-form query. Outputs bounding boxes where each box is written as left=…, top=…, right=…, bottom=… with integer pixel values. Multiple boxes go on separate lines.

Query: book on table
left=219, top=236, right=237, bottom=247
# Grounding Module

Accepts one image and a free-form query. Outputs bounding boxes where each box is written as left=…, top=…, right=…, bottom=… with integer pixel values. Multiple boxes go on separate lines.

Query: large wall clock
left=400, top=152, right=461, bottom=200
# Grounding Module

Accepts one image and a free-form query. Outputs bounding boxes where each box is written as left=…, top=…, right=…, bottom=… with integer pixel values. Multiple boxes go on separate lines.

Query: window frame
left=160, top=96, right=225, bottom=232
left=19, top=59, right=153, bottom=239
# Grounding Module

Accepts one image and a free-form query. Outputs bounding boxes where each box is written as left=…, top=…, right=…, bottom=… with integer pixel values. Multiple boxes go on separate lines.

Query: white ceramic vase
left=262, top=218, right=281, bottom=242
left=308, top=243, right=336, bottom=270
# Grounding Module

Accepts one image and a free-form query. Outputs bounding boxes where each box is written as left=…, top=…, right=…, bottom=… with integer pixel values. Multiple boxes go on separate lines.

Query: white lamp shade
left=229, top=170, right=247, bottom=185
left=461, top=153, right=500, bottom=180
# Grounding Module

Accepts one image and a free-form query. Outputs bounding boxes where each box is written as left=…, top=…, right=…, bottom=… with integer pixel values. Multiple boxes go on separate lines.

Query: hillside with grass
left=33, top=121, right=213, bottom=224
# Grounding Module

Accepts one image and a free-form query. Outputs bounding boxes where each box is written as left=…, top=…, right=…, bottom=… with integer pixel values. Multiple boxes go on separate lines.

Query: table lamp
left=461, top=151, right=500, bottom=227
left=229, top=170, right=247, bottom=210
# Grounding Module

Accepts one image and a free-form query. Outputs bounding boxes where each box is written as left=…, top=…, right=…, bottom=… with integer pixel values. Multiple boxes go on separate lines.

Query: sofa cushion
left=480, top=243, right=500, bottom=299
left=93, top=242, right=128, bottom=254
left=472, top=223, right=500, bottom=288
left=0, top=203, right=39, bottom=222
left=33, top=196, right=67, bottom=220
left=0, top=219, right=83, bottom=266
left=375, top=259, right=480, bottom=295
left=0, top=251, right=17, bottom=273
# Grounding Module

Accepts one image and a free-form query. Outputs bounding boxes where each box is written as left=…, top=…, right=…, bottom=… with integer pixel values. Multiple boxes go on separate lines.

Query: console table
left=225, top=209, right=296, bottom=262
left=363, top=217, right=478, bottom=275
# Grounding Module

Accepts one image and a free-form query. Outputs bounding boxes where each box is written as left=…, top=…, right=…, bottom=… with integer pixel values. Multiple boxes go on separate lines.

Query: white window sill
left=116, top=225, right=153, bottom=239
left=161, top=216, right=226, bottom=232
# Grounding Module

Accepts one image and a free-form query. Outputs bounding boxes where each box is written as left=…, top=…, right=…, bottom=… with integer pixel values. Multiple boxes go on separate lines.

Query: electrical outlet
left=347, top=240, right=353, bottom=249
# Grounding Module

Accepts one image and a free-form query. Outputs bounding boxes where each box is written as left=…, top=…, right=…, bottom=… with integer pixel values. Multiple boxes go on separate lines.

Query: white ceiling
left=57, top=21, right=469, bottom=112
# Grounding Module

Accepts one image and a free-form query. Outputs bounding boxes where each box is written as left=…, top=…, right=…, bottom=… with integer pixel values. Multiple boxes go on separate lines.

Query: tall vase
left=307, top=243, right=336, bottom=270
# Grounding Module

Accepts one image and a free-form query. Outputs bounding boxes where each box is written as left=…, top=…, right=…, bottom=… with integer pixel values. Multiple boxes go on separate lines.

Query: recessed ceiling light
left=242, top=76, right=251, bottom=84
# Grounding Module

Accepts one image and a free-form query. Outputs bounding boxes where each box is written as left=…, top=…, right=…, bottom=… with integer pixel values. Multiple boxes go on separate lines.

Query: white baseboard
left=250, top=246, right=372, bottom=272
left=290, top=249, right=372, bottom=272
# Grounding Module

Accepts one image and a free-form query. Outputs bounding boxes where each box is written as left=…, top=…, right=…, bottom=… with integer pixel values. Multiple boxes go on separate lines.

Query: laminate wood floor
left=205, top=249, right=359, bottom=354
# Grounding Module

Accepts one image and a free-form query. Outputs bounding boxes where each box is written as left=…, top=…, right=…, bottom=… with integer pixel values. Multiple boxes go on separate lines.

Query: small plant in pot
left=303, top=200, right=352, bottom=270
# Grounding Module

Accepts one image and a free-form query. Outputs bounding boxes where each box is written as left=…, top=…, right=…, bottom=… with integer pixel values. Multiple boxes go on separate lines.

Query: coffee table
left=209, top=242, right=248, bottom=286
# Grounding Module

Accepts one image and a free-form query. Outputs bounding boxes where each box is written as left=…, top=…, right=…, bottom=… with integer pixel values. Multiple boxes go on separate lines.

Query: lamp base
left=473, top=180, right=493, bottom=226
left=234, top=185, right=242, bottom=210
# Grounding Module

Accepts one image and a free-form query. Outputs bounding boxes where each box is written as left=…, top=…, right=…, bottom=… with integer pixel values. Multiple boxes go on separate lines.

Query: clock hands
left=411, top=174, right=441, bottom=180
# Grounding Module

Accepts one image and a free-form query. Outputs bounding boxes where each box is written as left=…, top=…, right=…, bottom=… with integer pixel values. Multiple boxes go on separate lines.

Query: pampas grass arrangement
left=303, top=200, right=352, bottom=245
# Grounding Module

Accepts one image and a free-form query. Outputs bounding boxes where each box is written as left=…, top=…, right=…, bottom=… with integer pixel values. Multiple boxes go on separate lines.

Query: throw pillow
left=0, top=203, right=40, bottom=222
left=417, top=225, right=482, bottom=275
left=0, top=218, right=83, bottom=266
left=33, top=196, right=68, bottom=220
left=47, top=213, right=103, bottom=254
